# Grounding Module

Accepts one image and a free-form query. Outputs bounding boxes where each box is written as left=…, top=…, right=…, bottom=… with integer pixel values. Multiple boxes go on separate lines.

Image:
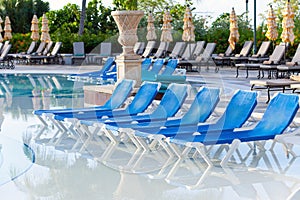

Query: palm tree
left=79, top=0, right=86, bottom=35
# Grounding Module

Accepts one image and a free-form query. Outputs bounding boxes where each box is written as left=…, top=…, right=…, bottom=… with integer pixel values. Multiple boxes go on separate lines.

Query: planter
left=112, top=10, right=144, bottom=59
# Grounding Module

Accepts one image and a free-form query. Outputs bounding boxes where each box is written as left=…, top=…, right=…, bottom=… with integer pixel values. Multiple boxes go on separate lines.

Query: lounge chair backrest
left=153, top=42, right=168, bottom=58
left=100, top=42, right=111, bottom=56
left=253, top=93, right=299, bottom=134
left=254, top=41, right=271, bottom=57
left=268, top=45, right=285, bottom=63
left=1, top=41, right=9, bottom=54
left=42, top=41, right=53, bottom=55
left=193, top=41, right=206, bottom=57
left=197, top=43, right=216, bottom=61
left=141, top=58, right=152, bottom=71
left=150, top=83, right=188, bottom=118
left=134, top=42, right=144, bottom=55
left=50, top=42, right=62, bottom=56
left=99, top=57, right=115, bottom=74
left=180, top=87, right=220, bottom=125
left=216, top=90, right=257, bottom=129
left=149, top=58, right=164, bottom=74
left=181, top=43, right=196, bottom=60
left=224, top=45, right=233, bottom=56
left=169, top=42, right=186, bottom=58
left=291, top=44, right=300, bottom=63
left=238, top=41, right=253, bottom=56
left=0, top=43, right=3, bottom=53
left=126, top=82, right=161, bottom=114
left=142, top=41, right=156, bottom=57
left=161, top=59, right=178, bottom=75
left=101, top=79, right=135, bottom=109
left=0, top=44, right=11, bottom=59
left=27, top=41, right=36, bottom=54
left=73, top=42, right=85, bottom=56
left=35, top=42, right=46, bottom=54
left=137, top=42, right=145, bottom=55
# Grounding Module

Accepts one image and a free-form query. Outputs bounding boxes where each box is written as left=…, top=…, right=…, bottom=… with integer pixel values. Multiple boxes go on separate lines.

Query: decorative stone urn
left=111, top=10, right=144, bottom=86
left=112, top=10, right=144, bottom=59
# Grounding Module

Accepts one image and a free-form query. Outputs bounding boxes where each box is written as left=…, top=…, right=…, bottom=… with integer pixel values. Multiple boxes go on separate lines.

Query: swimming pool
left=1, top=73, right=300, bottom=199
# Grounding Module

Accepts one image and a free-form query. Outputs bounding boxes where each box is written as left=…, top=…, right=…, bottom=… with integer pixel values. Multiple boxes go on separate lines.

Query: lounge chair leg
left=220, top=139, right=241, bottom=167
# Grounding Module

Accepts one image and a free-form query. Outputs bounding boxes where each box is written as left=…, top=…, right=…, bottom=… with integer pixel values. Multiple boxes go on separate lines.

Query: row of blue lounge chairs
left=32, top=79, right=300, bottom=167
left=68, top=57, right=187, bottom=89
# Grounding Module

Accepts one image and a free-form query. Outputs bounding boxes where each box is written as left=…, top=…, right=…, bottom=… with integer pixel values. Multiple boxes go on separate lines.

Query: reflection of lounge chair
left=167, top=93, right=299, bottom=167
left=235, top=44, right=285, bottom=78
left=141, top=41, right=156, bottom=58
left=141, top=58, right=152, bottom=71
left=276, top=44, right=300, bottom=77
left=72, top=42, right=85, bottom=65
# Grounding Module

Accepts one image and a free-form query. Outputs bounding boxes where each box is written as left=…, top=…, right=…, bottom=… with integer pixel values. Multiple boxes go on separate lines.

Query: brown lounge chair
left=250, top=77, right=300, bottom=103
left=235, top=44, right=285, bottom=78
left=276, top=44, right=300, bottom=77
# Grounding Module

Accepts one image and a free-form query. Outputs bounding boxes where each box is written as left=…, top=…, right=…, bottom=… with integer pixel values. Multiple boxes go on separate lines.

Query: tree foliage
left=0, top=0, right=49, bottom=33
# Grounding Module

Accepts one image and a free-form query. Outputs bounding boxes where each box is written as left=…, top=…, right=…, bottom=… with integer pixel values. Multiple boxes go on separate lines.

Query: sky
left=45, top=0, right=273, bottom=26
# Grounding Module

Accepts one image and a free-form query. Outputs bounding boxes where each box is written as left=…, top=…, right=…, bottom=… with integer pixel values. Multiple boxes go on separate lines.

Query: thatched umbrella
left=30, top=15, right=40, bottom=41
left=40, top=13, right=51, bottom=43
left=3, top=16, right=12, bottom=40
left=182, top=4, right=195, bottom=42
left=280, top=0, right=295, bottom=44
left=265, top=5, right=278, bottom=41
left=160, top=8, right=173, bottom=42
left=0, top=17, right=3, bottom=42
left=146, top=11, right=157, bottom=41
left=228, top=7, right=239, bottom=50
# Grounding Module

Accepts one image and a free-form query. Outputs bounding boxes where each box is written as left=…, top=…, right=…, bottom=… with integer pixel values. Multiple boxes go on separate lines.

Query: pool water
left=1, top=74, right=300, bottom=199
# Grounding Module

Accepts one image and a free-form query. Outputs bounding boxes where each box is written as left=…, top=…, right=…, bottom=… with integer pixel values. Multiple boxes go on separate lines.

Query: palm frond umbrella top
left=40, top=13, right=51, bottom=43
left=146, top=11, right=157, bottom=41
left=160, top=9, right=173, bottom=42
left=280, top=0, right=295, bottom=44
left=30, top=15, right=40, bottom=41
left=228, top=7, right=239, bottom=50
left=0, top=17, right=3, bottom=42
left=3, top=16, right=12, bottom=40
left=265, top=5, right=278, bottom=41
left=182, top=5, right=195, bottom=42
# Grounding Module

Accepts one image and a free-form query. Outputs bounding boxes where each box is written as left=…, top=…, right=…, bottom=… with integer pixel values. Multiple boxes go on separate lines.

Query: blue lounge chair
left=106, top=87, right=220, bottom=131
left=167, top=93, right=299, bottom=166
left=142, top=59, right=186, bottom=92
left=33, top=79, right=135, bottom=139
left=141, top=58, right=152, bottom=71
left=78, top=83, right=188, bottom=144
left=68, top=57, right=115, bottom=81
left=122, top=90, right=257, bottom=151
left=50, top=81, right=161, bottom=150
